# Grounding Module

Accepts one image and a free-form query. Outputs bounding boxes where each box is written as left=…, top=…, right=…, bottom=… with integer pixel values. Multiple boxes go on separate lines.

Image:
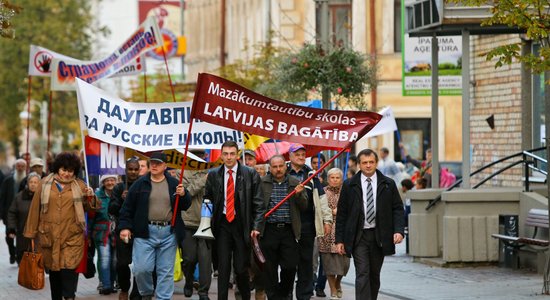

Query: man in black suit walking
left=335, top=149, right=405, bottom=300
left=204, top=140, right=266, bottom=300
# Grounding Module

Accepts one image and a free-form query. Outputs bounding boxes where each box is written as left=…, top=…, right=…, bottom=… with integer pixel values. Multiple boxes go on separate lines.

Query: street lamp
left=18, top=100, right=48, bottom=160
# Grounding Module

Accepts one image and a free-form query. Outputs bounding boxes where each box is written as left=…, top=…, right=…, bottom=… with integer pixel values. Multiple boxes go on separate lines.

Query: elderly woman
left=318, top=168, right=350, bottom=299
left=7, top=172, right=41, bottom=264
left=90, top=174, right=118, bottom=295
left=24, top=152, right=99, bottom=300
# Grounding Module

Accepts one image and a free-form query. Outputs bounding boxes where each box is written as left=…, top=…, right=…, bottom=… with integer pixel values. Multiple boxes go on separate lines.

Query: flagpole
left=161, top=46, right=177, bottom=103
left=265, top=147, right=348, bottom=218
left=26, top=76, right=32, bottom=161
left=171, top=73, right=203, bottom=227
left=143, top=66, right=148, bottom=103
left=47, top=90, right=52, bottom=159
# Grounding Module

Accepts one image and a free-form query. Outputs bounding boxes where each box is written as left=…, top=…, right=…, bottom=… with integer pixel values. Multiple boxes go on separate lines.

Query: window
left=532, top=43, right=546, bottom=149
left=315, top=0, right=352, bottom=48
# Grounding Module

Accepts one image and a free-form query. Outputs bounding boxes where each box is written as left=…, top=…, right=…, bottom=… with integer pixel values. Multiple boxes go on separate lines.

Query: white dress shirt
left=223, top=164, right=238, bottom=216
left=361, top=172, right=377, bottom=229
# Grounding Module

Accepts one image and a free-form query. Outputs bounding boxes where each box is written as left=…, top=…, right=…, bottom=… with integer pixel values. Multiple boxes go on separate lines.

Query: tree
left=217, top=41, right=377, bottom=111
left=0, top=0, right=21, bottom=38
left=277, top=43, right=377, bottom=110
left=0, top=0, right=105, bottom=157
left=451, top=0, right=549, bottom=74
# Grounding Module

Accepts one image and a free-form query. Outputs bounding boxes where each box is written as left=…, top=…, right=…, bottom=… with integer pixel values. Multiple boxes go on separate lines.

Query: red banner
left=192, top=73, right=382, bottom=149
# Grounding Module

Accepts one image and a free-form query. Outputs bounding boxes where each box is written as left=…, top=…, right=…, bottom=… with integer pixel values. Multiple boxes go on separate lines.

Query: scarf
left=41, top=173, right=86, bottom=230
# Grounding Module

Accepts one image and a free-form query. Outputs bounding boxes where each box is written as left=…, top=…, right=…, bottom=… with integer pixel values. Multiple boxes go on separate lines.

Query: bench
left=491, top=209, right=549, bottom=247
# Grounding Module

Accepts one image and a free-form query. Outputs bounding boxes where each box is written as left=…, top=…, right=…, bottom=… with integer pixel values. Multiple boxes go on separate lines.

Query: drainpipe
left=369, top=0, right=377, bottom=110
left=220, top=0, right=226, bottom=67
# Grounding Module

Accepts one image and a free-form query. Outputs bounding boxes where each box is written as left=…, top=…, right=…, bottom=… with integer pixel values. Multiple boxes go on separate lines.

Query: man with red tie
left=204, top=140, right=266, bottom=300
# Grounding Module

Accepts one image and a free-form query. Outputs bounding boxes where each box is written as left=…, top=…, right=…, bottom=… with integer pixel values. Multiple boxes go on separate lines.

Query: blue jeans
left=133, top=224, right=177, bottom=300
left=97, top=242, right=116, bottom=289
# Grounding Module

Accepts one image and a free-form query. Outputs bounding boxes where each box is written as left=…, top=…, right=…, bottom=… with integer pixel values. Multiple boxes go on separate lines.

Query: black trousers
left=216, top=217, right=250, bottom=300
left=353, top=228, right=384, bottom=300
left=115, top=234, right=142, bottom=299
left=295, top=229, right=315, bottom=300
left=261, top=223, right=299, bottom=300
left=5, top=233, right=16, bottom=259
left=49, top=269, right=79, bottom=300
left=182, top=227, right=212, bottom=296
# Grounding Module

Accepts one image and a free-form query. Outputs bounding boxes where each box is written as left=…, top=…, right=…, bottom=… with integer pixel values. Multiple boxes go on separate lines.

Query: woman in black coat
left=7, top=172, right=41, bottom=264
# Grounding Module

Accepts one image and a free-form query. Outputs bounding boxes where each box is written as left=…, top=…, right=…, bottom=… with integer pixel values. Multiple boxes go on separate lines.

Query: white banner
left=29, top=45, right=144, bottom=78
left=76, top=78, right=242, bottom=152
left=51, top=16, right=161, bottom=90
left=364, top=106, right=398, bottom=138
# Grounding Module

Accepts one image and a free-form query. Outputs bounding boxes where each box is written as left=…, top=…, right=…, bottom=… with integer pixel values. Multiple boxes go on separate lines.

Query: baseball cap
left=289, top=143, right=306, bottom=153
left=149, top=152, right=167, bottom=163
left=244, top=149, right=256, bottom=158
left=30, top=158, right=44, bottom=167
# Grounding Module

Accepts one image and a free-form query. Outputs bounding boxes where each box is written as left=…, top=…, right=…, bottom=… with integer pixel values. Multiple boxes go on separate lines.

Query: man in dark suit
left=204, top=140, right=266, bottom=300
left=335, top=149, right=405, bottom=300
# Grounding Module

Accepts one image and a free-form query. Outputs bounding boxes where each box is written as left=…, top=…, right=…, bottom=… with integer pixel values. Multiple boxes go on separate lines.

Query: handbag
left=174, top=247, right=183, bottom=282
left=18, top=240, right=45, bottom=290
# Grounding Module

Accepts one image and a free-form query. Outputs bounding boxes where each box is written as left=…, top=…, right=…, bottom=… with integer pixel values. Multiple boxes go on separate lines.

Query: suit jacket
left=259, top=174, right=308, bottom=240
left=204, top=162, right=265, bottom=246
left=335, top=169, right=405, bottom=257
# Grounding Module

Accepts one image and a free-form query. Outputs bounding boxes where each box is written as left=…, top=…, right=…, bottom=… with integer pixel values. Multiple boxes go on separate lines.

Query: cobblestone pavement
left=0, top=223, right=545, bottom=299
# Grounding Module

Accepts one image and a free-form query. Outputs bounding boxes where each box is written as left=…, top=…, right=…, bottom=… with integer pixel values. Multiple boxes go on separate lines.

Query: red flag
left=192, top=73, right=382, bottom=149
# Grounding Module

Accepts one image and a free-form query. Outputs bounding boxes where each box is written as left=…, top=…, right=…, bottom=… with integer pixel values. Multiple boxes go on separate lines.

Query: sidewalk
left=0, top=223, right=546, bottom=299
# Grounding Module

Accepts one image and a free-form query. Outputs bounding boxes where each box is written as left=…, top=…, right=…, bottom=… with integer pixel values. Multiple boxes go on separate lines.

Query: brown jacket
left=23, top=179, right=99, bottom=271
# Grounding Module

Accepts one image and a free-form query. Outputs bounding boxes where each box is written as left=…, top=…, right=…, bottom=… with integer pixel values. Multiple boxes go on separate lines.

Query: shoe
left=9, top=255, right=15, bottom=264
left=193, top=281, right=200, bottom=290
left=315, top=289, right=327, bottom=297
left=142, top=296, right=153, bottom=300
left=119, top=291, right=129, bottom=300
left=199, top=296, right=211, bottom=300
left=330, top=296, right=339, bottom=300
left=184, top=285, right=193, bottom=297
left=97, top=282, right=103, bottom=290
left=99, top=288, right=114, bottom=295
left=336, top=288, right=342, bottom=298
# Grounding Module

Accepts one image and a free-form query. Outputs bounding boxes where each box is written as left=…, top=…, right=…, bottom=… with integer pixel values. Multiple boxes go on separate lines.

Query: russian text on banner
left=192, top=73, right=382, bottom=149
left=51, top=16, right=161, bottom=90
left=76, top=78, right=242, bottom=153
left=28, top=45, right=143, bottom=78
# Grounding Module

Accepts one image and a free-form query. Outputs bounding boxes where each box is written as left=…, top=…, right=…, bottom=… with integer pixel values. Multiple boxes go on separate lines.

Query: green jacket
left=259, top=174, right=308, bottom=240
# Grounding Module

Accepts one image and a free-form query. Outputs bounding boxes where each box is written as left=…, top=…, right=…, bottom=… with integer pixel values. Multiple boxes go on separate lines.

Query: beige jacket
left=181, top=169, right=208, bottom=228
left=23, top=179, right=99, bottom=271
left=312, top=181, right=333, bottom=237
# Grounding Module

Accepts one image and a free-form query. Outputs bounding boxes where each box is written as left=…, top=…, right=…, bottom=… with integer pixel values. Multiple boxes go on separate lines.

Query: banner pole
left=171, top=74, right=203, bottom=227
left=143, top=67, right=148, bottom=103
left=161, top=46, right=177, bottom=103
left=265, top=147, right=348, bottom=218
left=26, top=76, right=31, bottom=160
left=47, top=90, right=52, bottom=160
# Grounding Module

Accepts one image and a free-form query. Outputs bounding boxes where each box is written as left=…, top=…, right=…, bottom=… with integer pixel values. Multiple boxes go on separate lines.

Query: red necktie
left=226, top=169, right=235, bottom=222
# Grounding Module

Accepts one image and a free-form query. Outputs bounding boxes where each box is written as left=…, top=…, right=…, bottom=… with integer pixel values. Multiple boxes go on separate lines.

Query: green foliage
left=0, top=0, right=104, bottom=155
left=450, top=0, right=550, bottom=74
left=277, top=43, right=377, bottom=110
left=0, top=0, right=22, bottom=38
left=217, top=41, right=293, bottom=101
left=218, top=41, right=377, bottom=111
